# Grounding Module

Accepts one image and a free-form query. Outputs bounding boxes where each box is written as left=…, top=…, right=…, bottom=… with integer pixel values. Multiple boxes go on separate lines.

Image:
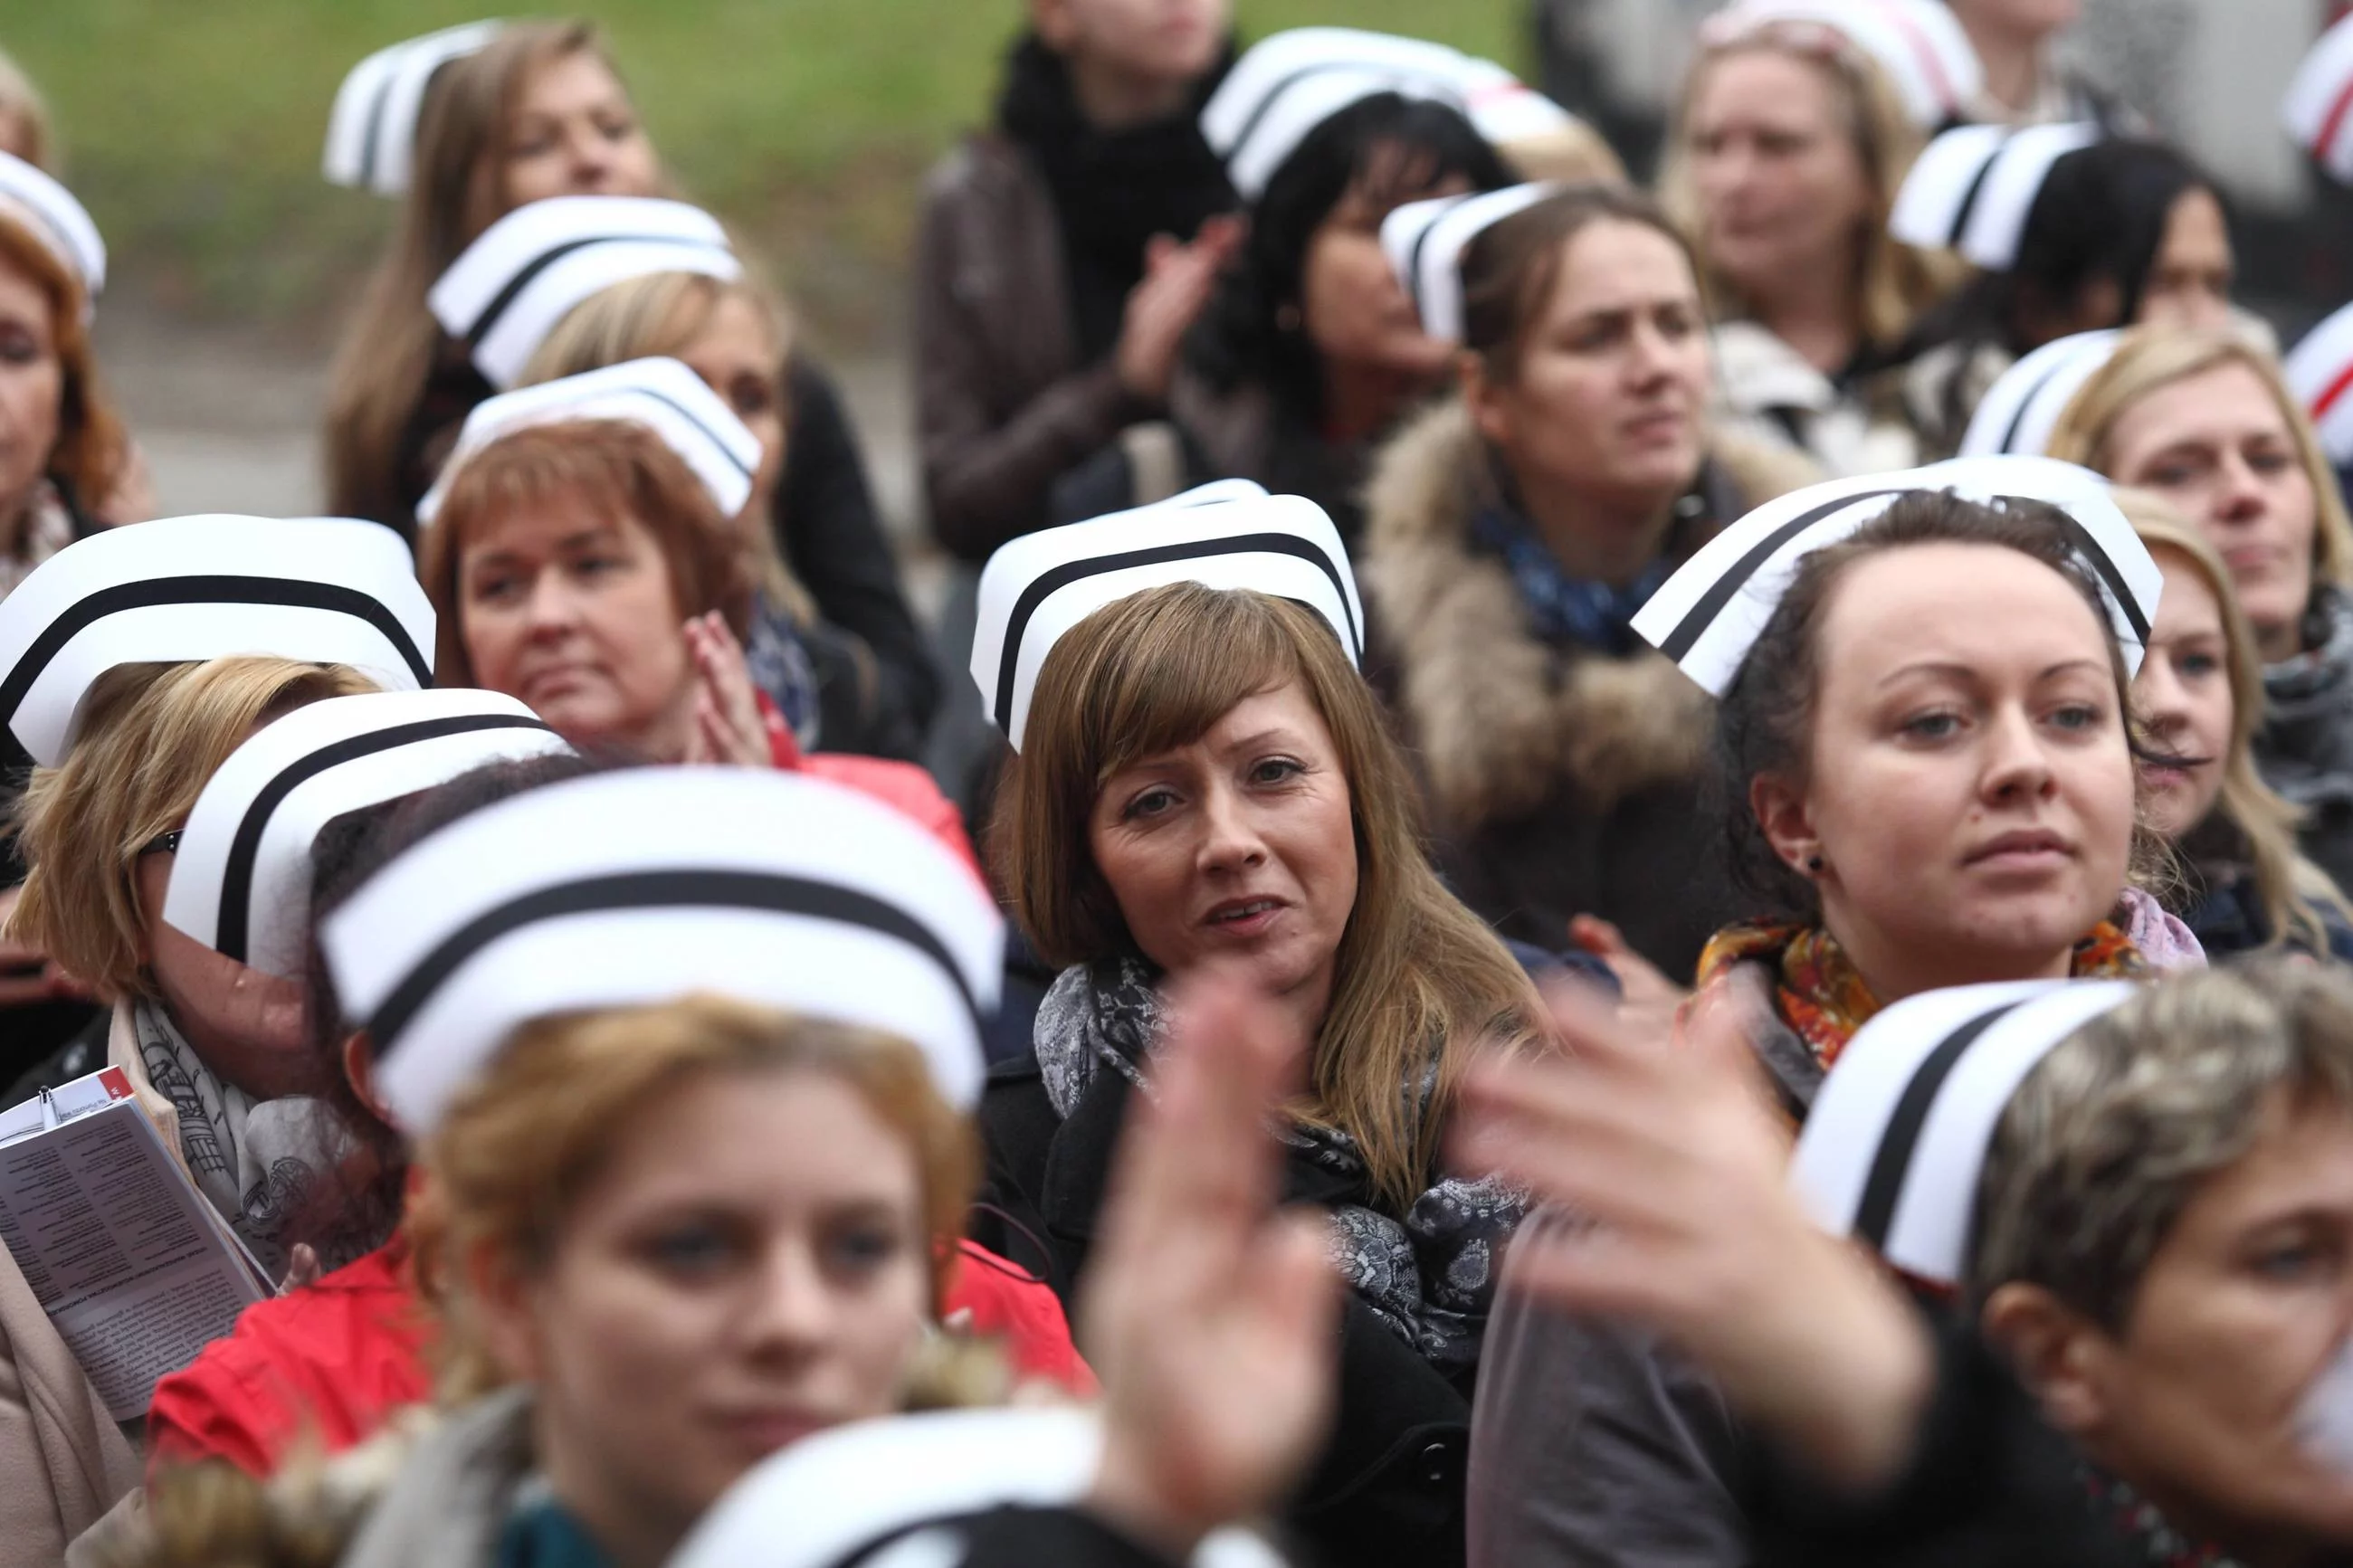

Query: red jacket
left=147, top=1237, right=1091, bottom=1478
left=761, top=696, right=982, bottom=881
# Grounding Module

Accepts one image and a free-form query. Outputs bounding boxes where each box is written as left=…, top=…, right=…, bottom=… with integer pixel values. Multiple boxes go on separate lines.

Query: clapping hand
left=681, top=612, right=776, bottom=769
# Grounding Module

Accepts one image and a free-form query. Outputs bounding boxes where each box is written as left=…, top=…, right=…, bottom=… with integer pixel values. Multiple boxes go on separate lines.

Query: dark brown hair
left=1459, top=183, right=1701, bottom=385
left=418, top=419, right=756, bottom=687
left=1715, top=489, right=2153, bottom=915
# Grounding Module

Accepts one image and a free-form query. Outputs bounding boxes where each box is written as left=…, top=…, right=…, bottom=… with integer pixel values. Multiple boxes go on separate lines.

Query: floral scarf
left=1035, top=958, right=1522, bottom=1371
left=1694, top=918, right=2148, bottom=1070
left=2081, top=1465, right=2241, bottom=1567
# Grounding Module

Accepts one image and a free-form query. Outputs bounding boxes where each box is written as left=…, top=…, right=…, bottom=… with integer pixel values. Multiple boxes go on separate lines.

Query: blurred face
left=1685, top=50, right=1872, bottom=306
left=0, top=248, right=62, bottom=531
left=2103, top=362, right=2318, bottom=662
left=2068, top=1091, right=2353, bottom=1555
left=134, top=848, right=313, bottom=1100
left=1090, top=683, right=1358, bottom=1016
left=1033, top=0, right=1226, bottom=82
left=491, top=1068, right=930, bottom=1563
left=1470, top=220, right=1710, bottom=559
left=1762, top=544, right=2137, bottom=998
left=1947, top=0, right=2080, bottom=39
left=500, top=49, right=661, bottom=209
left=673, top=291, right=786, bottom=525
left=458, top=498, right=694, bottom=758
left=2135, top=548, right=2234, bottom=841
left=1300, top=155, right=1472, bottom=384
left=2139, top=188, right=2234, bottom=335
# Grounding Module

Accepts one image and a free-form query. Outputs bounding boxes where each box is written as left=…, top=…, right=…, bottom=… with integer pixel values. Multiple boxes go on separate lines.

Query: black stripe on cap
left=631, top=385, right=754, bottom=480
left=0, top=575, right=435, bottom=730
left=1656, top=489, right=1909, bottom=664
left=1994, top=357, right=2076, bottom=455
left=462, top=232, right=731, bottom=343
left=1851, top=1000, right=2026, bottom=1250
left=355, top=58, right=401, bottom=191
left=2041, top=507, right=2151, bottom=650
left=1402, top=195, right=1464, bottom=326
left=992, top=532, right=1362, bottom=735
left=214, top=712, right=558, bottom=965
left=362, top=869, right=983, bottom=1057
left=1944, top=130, right=2014, bottom=248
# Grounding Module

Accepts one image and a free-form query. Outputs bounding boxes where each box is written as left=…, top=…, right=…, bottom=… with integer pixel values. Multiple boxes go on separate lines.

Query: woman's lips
left=1965, top=830, right=2073, bottom=872
left=1201, top=898, right=1284, bottom=939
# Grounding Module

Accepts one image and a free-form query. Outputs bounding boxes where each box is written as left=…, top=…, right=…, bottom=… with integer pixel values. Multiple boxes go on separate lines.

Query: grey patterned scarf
left=1034, top=960, right=1523, bottom=1371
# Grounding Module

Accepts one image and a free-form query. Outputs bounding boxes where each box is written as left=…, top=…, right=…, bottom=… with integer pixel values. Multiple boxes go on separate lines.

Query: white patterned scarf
left=130, top=999, right=346, bottom=1282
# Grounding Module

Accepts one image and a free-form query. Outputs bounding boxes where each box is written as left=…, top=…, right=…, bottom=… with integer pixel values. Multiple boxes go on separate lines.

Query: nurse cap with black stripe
left=2284, top=12, right=2353, bottom=186
left=968, top=482, right=1361, bottom=752
left=162, top=689, right=574, bottom=980
left=2284, top=301, right=2353, bottom=467
left=322, top=21, right=503, bottom=196
left=1380, top=184, right=1558, bottom=344
left=1700, top=0, right=1985, bottom=131
left=1202, top=28, right=1495, bottom=201
left=417, top=357, right=762, bottom=526
left=1790, top=980, right=2136, bottom=1286
left=0, top=515, right=437, bottom=767
left=1890, top=121, right=2101, bottom=270
left=320, top=767, right=1005, bottom=1135
left=1958, top=329, right=2123, bottom=458
left=1628, top=454, right=2162, bottom=698
left=0, top=151, right=104, bottom=317
left=428, top=195, right=739, bottom=389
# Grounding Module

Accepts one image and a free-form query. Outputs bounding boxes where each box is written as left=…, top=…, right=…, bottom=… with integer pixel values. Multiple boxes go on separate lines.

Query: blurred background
left=11, top=0, right=2351, bottom=580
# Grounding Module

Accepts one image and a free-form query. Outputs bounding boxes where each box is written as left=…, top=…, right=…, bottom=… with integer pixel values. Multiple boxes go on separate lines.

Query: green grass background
left=8, top=1, right=1528, bottom=342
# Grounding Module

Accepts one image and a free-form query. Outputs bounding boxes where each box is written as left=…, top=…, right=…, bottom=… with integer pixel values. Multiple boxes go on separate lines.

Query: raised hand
left=1453, top=982, right=1933, bottom=1493
left=1115, top=214, right=1245, bottom=404
left=1569, top=913, right=1691, bottom=1037
left=1081, top=966, right=1338, bottom=1558
left=681, top=612, right=775, bottom=769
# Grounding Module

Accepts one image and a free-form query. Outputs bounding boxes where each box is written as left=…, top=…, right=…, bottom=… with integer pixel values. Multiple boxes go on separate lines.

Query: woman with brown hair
left=1365, top=182, right=1817, bottom=981
left=2043, top=328, right=2353, bottom=890
left=1660, top=3, right=1966, bottom=475
left=319, top=23, right=937, bottom=756
left=968, top=492, right=1551, bottom=1568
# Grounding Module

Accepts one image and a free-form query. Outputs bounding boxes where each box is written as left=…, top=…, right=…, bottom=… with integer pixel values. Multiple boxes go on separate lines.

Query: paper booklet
left=0, top=1067, right=273, bottom=1419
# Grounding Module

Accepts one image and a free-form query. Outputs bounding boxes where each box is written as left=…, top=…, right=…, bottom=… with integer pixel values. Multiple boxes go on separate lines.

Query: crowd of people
left=9, top=0, right=2353, bottom=1564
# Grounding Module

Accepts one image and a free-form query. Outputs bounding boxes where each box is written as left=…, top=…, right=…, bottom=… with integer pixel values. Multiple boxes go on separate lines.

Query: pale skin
left=2101, top=361, right=2319, bottom=665
left=2134, top=547, right=2234, bottom=842
left=1683, top=47, right=1873, bottom=375
left=1752, top=544, right=2139, bottom=1004
left=1463, top=218, right=1711, bottom=588
left=0, top=244, right=61, bottom=562
left=1945, top=0, right=2082, bottom=116
left=2139, top=188, right=2235, bottom=336
left=1301, top=154, right=1475, bottom=442
left=1982, top=1090, right=2353, bottom=1566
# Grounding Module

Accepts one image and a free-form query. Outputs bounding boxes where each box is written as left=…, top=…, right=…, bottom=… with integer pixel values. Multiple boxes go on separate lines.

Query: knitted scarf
left=1034, top=957, right=1521, bottom=1370
left=1694, top=918, right=2148, bottom=1070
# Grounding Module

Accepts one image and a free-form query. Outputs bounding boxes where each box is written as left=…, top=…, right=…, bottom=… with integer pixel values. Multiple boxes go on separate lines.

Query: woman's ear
left=1748, top=772, right=1822, bottom=879
left=1980, top=1280, right=2114, bottom=1440
left=339, top=1032, right=400, bottom=1129
left=1461, top=350, right=1514, bottom=450
left=466, top=1238, right=547, bottom=1385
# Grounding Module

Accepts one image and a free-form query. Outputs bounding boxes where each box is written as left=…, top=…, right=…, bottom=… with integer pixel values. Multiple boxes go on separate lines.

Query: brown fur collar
left=1363, top=399, right=1814, bottom=829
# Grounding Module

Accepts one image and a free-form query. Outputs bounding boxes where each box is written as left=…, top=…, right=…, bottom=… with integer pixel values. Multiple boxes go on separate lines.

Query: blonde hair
left=2046, top=328, right=2353, bottom=594
left=406, top=994, right=977, bottom=1403
left=1660, top=28, right=1961, bottom=352
left=322, top=21, right=647, bottom=524
left=1494, top=120, right=1628, bottom=185
left=0, top=219, right=131, bottom=517
left=8, top=658, right=379, bottom=1001
left=2122, top=491, right=2353, bottom=951
left=519, top=269, right=815, bottom=624
left=0, top=45, right=52, bottom=168
left=994, top=583, right=1542, bottom=1214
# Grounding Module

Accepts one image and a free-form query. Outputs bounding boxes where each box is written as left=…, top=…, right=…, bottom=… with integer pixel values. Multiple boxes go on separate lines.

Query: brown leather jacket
left=913, top=133, right=1152, bottom=564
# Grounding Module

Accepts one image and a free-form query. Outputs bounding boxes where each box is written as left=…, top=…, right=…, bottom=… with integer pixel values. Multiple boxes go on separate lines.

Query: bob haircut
left=2044, top=327, right=2353, bottom=595
left=2120, top=493, right=2353, bottom=952
left=994, top=581, right=1541, bottom=1213
left=407, top=993, right=978, bottom=1402
left=1187, top=92, right=1514, bottom=424
left=1715, top=489, right=2161, bottom=917
left=417, top=418, right=758, bottom=688
left=1459, top=181, right=1701, bottom=387
left=1971, top=960, right=2353, bottom=1332
left=323, top=21, right=653, bottom=525
left=519, top=269, right=815, bottom=625
left=1659, top=24, right=1958, bottom=352
left=8, top=657, right=379, bottom=1003
left=0, top=217, right=131, bottom=516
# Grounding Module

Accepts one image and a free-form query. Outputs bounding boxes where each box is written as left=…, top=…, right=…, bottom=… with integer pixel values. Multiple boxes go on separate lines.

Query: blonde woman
left=2124, top=492, right=2353, bottom=959
left=1660, top=9, right=1960, bottom=474
left=2046, top=328, right=2353, bottom=890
